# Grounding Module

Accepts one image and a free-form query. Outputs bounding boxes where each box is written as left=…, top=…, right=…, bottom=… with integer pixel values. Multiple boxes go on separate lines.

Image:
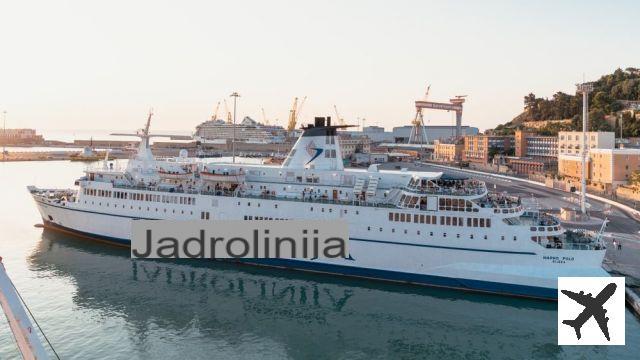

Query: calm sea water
left=0, top=161, right=639, bottom=359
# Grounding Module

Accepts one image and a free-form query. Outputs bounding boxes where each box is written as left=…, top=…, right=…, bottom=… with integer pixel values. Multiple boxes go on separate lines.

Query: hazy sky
left=0, top=0, right=638, bottom=134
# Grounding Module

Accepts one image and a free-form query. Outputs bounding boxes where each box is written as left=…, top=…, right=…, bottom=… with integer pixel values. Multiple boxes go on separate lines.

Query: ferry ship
left=28, top=114, right=608, bottom=300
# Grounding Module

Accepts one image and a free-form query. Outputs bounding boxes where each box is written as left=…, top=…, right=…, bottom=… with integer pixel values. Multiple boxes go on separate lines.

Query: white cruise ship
left=194, top=117, right=286, bottom=144
left=29, top=115, right=608, bottom=300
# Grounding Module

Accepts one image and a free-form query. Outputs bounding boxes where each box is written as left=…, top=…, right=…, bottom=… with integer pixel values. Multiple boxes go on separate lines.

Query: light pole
left=576, top=82, right=593, bottom=215
left=230, top=92, right=240, bottom=163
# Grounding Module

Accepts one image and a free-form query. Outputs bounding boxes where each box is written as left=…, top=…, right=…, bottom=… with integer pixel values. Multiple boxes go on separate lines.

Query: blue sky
left=0, top=0, right=637, bottom=133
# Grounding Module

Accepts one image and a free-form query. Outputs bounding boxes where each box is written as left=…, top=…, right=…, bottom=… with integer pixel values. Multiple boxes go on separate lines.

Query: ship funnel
left=282, top=116, right=344, bottom=171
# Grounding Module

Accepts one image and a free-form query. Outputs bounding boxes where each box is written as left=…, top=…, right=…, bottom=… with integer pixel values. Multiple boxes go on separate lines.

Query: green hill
left=493, top=67, right=640, bottom=136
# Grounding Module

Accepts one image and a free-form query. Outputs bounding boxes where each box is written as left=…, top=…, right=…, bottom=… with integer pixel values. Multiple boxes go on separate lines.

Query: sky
left=0, top=0, right=638, bottom=135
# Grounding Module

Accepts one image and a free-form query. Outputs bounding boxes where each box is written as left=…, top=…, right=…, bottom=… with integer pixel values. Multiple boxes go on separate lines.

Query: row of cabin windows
left=236, top=201, right=360, bottom=215
left=85, top=188, right=196, bottom=205
left=439, top=198, right=475, bottom=212
left=84, top=188, right=111, bottom=197
left=83, top=200, right=193, bottom=215
left=388, top=213, right=491, bottom=228
left=244, top=215, right=287, bottom=220
left=366, top=226, right=515, bottom=241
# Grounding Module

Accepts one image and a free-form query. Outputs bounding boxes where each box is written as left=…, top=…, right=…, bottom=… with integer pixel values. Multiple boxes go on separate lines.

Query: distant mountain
left=493, top=67, right=640, bottom=136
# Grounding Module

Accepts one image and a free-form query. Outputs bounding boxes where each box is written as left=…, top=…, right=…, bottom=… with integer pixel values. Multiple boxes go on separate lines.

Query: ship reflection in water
left=27, top=230, right=626, bottom=360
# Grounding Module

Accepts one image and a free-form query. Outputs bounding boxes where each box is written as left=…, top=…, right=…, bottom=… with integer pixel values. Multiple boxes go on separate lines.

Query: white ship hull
left=32, top=193, right=608, bottom=300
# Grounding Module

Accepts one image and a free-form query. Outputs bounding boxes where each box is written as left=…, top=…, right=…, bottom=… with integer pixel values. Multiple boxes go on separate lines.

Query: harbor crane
left=409, top=85, right=431, bottom=144
left=412, top=86, right=467, bottom=140
left=287, top=96, right=307, bottom=132
left=223, top=99, right=232, bottom=124
left=261, top=107, right=270, bottom=125
left=333, top=105, right=346, bottom=126
left=211, top=101, right=221, bottom=121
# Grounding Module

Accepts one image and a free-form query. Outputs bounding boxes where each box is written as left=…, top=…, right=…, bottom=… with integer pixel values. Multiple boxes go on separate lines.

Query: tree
left=589, top=109, right=613, bottom=131
left=629, top=170, right=640, bottom=188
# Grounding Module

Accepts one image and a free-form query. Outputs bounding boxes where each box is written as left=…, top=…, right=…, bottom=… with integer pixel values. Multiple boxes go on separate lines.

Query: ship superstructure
left=29, top=115, right=608, bottom=299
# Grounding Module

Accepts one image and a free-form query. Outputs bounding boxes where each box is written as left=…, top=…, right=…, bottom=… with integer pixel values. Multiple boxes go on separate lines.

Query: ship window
left=486, top=219, right=491, bottom=227
left=392, top=228, right=395, bottom=233
left=425, top=215, right=430, bottom=224
left=417, top=230, right=420, bottom=235
left=513, top=236, right=517, bottom=241
left=470, top=234, right=474, bottom=239
left=446, top=217, right=451, bottom=226
left=456, top=234, right=460, bottom=238
left=379, top=227, right=383, bottom=232
left=420, top=215, right=425, bottom=223
left=389, top=213, right=393, bottom=221
left=443, top=233, right=447, bottom=237
left=484, top=235, right=487, bottom=240
left=431, top=215, right=436, bottom=224
left=367, top=226, right=371, bottom=231
left=473, top=218, right=478, bottom=227
left=479, top=218, right=485, bottom=227
left=501, top=236, right=505, bottom=240
left=244, top=215, right=248, bottom=220
left=275, top=204, right=278, bottom=208
left=404, top=229, right=407, bottom=234
left=467, top=218, right=472, bottom=227
left=414, top=214, right=419, bottom=223
left=400, top=213, right=405, bottom=222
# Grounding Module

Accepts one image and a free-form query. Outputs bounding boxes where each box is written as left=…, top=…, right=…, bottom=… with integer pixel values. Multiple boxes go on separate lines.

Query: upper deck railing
left=108, top=183, right=398, bottom=209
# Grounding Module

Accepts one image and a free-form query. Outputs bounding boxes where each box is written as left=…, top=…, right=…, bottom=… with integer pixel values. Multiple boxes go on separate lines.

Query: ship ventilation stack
left=281, top=116, right=345, bottom=171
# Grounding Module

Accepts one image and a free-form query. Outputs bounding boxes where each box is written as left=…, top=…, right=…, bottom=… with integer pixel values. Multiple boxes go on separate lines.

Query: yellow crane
left=333, top=105, right=345, bottom=125
left=223, top=99, right=232, bottom=124
left=287, top=96, right=307, bottom=132
left=211, top=101, right=221, bottom=121
left=261, top=107, right=270, bottom=125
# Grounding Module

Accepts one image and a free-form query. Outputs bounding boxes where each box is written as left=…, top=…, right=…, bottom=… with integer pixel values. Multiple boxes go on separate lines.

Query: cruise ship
left=28, top=114, right=609, bottom=300
left=194, top=117, right=286, bottom=144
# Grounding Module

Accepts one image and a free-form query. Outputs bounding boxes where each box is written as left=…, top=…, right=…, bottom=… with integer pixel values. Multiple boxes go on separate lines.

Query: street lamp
left=230, top=92, right=240, bottom=163
left=576, top=82, right=593, bottom=215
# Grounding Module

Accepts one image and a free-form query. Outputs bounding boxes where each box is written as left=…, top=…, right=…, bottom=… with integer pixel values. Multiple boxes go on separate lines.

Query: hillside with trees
left=493, top=67, right=640, bottom=136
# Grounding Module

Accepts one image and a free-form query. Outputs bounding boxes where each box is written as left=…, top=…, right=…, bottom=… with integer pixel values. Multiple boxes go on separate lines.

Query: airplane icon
left=561, top=282, right=617, bottom=341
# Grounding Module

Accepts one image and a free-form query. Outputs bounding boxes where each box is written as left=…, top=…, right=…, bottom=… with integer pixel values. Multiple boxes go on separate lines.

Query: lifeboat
left=157, top=168, right=194, bottom=180
left=199, top=169, right=245, bottom=183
